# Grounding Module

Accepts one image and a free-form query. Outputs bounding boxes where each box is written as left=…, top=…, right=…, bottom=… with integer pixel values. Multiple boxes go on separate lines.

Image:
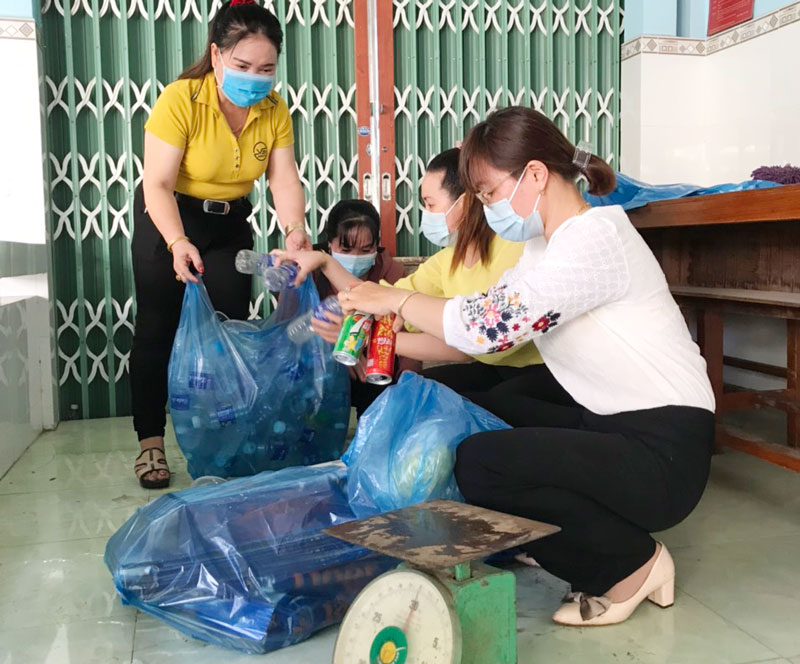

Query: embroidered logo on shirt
left=253, top=142, right=268, bottom=161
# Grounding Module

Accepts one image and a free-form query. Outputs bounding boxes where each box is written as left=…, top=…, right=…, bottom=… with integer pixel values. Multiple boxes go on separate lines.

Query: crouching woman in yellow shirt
left=131, top=0, right=309, bottom=489
left=273, top=148, right=572, bottom=407
left=394, top=148, right=565, bottom=400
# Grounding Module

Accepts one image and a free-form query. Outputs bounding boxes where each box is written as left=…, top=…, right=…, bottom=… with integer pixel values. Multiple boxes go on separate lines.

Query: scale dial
left=333, top=568, right=461, bottom=664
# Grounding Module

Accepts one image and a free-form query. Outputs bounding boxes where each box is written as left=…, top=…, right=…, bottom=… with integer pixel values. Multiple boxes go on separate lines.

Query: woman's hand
left=285, top=227, right=312, bottom=252
left=271, top=248, right=328, bottom=286
left=172, top=239, right=204, bottom=284
left=310, top=311, right=344, bottom=345
left=339, top=281, right=407, bottom=317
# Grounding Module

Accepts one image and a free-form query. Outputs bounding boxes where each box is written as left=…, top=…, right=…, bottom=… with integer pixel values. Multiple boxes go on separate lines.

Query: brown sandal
left=134, top=447, right=171, bottom=489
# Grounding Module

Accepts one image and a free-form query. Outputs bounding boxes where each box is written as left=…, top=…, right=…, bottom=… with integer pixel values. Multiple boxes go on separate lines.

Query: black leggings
left=454, top=374, right=714, bottom=596
left=129, top=187, right=254, bottom=441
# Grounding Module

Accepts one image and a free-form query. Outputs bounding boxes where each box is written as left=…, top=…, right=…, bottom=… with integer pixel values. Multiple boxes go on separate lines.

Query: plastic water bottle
left=235, top=249, right=299, bottom=291
left=287, top=296, right=343, bottom=344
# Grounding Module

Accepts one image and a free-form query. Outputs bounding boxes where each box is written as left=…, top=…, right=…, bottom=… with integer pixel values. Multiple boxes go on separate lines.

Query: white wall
left=622, top=10, right=800, bottom=185
left=620, top=3, right=799, bottom=391
left=0, top=17, right=58, bottom=477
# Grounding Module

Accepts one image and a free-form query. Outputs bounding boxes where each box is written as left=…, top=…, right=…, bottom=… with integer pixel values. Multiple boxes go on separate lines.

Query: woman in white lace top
left=339, top=106, right=715, bottom=627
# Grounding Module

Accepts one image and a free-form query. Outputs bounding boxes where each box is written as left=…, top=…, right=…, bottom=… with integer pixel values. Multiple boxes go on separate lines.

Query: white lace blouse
left=442, top=205, right=715, bottom=415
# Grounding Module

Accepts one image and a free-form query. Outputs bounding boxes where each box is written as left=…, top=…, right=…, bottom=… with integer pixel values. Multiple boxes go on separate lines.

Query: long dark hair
left=460, top=106, right=616, bottom=196
left=425, top=148, right=495, bottom=273
left=179, top=1, right=283, bottom=81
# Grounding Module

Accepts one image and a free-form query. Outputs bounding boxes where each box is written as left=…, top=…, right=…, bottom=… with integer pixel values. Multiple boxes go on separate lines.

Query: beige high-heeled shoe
left=552, top=543, right=675, bottom=626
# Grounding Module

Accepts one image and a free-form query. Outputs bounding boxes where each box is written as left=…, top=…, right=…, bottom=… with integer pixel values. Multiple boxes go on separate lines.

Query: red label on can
left=365, top=314, right=396, bottom=384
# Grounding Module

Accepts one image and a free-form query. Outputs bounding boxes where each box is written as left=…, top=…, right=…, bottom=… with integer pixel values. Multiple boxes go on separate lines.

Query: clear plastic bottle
left=234, top=249, right=299, bottom=291
left=286, top=295, right=343, bottom=344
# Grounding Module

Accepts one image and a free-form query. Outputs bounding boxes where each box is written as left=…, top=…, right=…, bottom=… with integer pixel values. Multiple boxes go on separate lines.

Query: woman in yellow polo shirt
left=131, top=0, right=308, bottom=489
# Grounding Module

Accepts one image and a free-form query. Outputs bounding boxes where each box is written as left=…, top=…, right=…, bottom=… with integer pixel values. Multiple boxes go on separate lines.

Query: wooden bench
left=629, top=185, right=800, bottom=471
left=395, top=255, right=426, bottom=276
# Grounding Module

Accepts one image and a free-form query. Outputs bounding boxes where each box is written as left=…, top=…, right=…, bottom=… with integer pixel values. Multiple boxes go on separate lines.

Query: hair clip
left=230, top=0, right=255, bottom=6
left=572, top=140, right=592, bottom=171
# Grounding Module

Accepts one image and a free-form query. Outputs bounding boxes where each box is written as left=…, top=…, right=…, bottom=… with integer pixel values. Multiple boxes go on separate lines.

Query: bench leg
left=697, top=309, right=724, bottom=409
left=788, top=320, right=799, bottom=448
left=696, top=309, right=724, bottom=453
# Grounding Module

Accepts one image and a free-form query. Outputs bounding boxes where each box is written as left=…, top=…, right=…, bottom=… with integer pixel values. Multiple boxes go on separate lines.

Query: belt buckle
left=203, top=199, right=230, bottom=215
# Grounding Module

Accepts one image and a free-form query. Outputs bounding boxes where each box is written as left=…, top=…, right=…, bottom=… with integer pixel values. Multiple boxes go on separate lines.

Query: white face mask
left=420, top=194, right=463, bottom=247
left=331, top=251, right=377, bottom=277
left=482, top=170, right=544, bottom=242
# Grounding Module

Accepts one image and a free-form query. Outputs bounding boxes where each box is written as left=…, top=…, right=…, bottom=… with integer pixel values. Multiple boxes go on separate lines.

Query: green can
left=333, top=311, right=374, bottom=366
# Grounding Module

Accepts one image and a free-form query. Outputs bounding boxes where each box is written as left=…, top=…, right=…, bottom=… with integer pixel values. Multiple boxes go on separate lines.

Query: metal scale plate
left=325, top=500, right=559, bottom=664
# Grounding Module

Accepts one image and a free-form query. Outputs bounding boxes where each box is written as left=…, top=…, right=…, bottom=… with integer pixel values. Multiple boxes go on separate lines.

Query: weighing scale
left=325, top=500, right=559, bottom=664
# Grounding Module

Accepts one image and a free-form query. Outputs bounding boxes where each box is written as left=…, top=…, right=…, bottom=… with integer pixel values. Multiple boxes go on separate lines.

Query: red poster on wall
left=707, top=0, right=754, bottom=35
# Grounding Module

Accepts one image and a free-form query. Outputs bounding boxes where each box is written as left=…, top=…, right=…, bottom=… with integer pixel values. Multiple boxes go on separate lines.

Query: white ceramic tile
left=510, top=564, right=778, bottom=664
left=0, top=37, right=46, bottom=246
left=0, top=483, right=149, bottom=548
left=659, top=450, right=800, bottom=549
left=0, top=299, right=38, bottom=480
left=0, top=537, right=135, bottom=631
left=672, top=533, right=800, bottom=658
left=638, top=125, right=713, bottom=184
left=0, top=617, right=135, bottom=664
left=637, top=54, right=709, bottom=129
left=132, top=612, right=338, bottom=664
left=623, top=19, right=800, bottom=187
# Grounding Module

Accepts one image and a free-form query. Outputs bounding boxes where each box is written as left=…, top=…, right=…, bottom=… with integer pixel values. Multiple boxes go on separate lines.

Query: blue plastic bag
left=584, top=171, right=779, bottom=211
left=343, top=372, right=511, bottom=518
left=105, top=463, right=396, bottom=654
left=168, top=277, right=350, bottom=478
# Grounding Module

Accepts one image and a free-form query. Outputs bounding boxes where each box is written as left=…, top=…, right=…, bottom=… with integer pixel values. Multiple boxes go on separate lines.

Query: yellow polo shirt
left=393, top=236, right=543, bottom=368
left=144, top=72, right=294, bottom=201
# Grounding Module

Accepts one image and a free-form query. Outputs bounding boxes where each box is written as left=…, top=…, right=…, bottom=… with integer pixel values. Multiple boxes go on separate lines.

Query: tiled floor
left=1, top=418, right=800, bottom=664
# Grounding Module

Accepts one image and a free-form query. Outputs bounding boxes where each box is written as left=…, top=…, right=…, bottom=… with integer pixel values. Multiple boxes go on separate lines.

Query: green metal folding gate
left=391, top=0, right=622, bottom=256
left=38, top=0, right=622, bottom=419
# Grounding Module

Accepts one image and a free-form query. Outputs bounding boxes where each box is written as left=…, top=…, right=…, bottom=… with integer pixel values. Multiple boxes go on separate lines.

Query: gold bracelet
left=284, top=222, right=306, bottom=238
left=166, top=235, right=190, bottom=253
left=396, top=291, right=418, bottom=319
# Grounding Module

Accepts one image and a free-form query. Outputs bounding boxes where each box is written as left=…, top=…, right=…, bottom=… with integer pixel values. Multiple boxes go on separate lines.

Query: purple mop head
left=750, top=164, right=800, bottom=185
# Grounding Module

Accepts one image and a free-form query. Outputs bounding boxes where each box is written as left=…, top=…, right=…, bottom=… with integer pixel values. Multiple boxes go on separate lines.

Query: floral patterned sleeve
left=442, top=217, right=630, bottom=355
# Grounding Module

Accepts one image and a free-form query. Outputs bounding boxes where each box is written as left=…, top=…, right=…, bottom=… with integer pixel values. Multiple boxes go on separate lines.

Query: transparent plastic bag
left=342, top=372, right=510, bottom=518
left=584, top=171, right=779, bottom=211
left=105, top=463, right=396, bottom=654
left=168, top=277, right=350, bottom=478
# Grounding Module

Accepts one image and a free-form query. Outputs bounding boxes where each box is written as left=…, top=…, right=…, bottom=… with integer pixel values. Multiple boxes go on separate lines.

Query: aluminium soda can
left=365, top=314, right=396, bottom=385
left=332, top=311, right=374, bottom=366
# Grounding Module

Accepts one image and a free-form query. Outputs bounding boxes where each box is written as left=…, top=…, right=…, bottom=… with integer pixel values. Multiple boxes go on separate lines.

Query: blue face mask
left=483, top=170, right=544, bottom=242
left=332, top=251, right=377, bottom=278
left=420, top=194, right=462, bottom=247
left=218, top=56, right=274, bottom=108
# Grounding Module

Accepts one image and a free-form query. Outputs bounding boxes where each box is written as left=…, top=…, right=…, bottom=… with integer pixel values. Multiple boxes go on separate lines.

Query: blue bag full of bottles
left=105, top=463, right=397, bottom=654
left=342, top=372, right=511, bottom=518
left=167, top=276, right=350, bottom=478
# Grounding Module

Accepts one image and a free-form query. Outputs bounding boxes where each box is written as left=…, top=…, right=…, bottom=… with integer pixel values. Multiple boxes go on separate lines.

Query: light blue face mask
left=332, top=251, right=377, bottom=278
left=420, top=194, right=463, bottom=247
left=483, top=170, right=544, bottom=242
left=218, top=55, right=274, bottom=108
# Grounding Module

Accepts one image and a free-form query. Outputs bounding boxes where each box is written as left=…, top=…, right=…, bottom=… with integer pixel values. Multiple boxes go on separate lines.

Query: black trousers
left=129, top=187, right=254, bottom=441
left=349, top=362, right=568, bottom=419
left=422, top=361, right=575, bottom=407
left=454, top=373, right=714, bottom=596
